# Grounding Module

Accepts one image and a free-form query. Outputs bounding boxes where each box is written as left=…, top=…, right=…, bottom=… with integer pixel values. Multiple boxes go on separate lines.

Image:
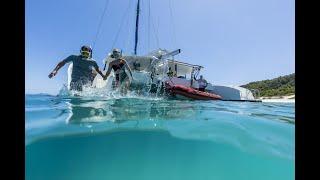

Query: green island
left=241, top=73, right=295, bottom=97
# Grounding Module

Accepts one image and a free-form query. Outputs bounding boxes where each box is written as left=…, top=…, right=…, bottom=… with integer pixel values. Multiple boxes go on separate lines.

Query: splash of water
left=59, top=55, right=170, bottom=99
left=58, top=81, right=165, bottom=101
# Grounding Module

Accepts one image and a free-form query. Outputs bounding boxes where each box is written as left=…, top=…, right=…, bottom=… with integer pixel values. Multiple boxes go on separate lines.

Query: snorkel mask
left=80, top=45, right=92, bottom=59
left=111, top=48, right=122, bottom=59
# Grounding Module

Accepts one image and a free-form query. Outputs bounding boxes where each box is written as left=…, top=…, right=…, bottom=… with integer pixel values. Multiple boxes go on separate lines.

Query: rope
left=92, top=0, right=111, bottom=50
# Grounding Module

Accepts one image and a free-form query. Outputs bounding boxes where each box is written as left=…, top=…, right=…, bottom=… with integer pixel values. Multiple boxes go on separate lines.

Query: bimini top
left=167, top=59, right=203, bottom=69
left=166, top=59, right=203, bottom=78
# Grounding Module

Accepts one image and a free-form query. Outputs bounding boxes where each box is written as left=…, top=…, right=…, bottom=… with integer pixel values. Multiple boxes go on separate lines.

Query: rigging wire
left=141, top=0, right=151, bottom=55
left=92, top=0, right=111, bottom=50
left=148, top=0, right=151, bottom=52
left=111, top=0, right=133, bottom=51
left=151, top=10, right=160, bottom=49
left=124, top=3, right=134, bottom=54
left=168, top=0, right=178, bottom=49
left=141, top=0, right=148, bottom=55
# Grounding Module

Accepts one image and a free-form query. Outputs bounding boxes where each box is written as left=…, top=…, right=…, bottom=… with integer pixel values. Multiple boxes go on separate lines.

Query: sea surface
left=26, top=93, right=295, bottom=180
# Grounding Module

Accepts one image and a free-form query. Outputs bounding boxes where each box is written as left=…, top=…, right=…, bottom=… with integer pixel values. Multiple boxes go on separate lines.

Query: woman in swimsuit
left=104, top=49, right=133, bottom=93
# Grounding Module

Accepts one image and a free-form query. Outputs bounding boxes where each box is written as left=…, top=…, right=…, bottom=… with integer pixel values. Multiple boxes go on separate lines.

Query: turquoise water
left=26, top=94, right=295, bottom=180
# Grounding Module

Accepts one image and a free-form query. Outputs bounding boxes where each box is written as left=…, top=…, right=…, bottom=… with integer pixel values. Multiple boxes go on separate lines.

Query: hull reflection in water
left=66, top=97, right=198, bottom=124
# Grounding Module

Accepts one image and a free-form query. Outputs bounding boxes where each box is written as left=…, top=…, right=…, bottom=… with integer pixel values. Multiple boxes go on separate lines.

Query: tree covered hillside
left=241, top=73, right=295, bottom=97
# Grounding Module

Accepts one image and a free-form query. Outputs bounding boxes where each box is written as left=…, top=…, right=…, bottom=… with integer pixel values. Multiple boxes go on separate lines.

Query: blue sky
left=26, top=0, right=294, bottom=95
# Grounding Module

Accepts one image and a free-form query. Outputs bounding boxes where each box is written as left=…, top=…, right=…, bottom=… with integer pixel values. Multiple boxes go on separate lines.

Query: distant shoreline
left=258, top=94, right=295, bottom=103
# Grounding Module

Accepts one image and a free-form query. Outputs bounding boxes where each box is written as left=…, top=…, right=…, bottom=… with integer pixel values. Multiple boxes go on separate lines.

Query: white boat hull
left=206, top=85, right=256, bottom=101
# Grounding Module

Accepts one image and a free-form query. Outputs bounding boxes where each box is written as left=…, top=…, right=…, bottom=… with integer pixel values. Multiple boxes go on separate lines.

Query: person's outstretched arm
left=92, top=62, right=106, bottom=79
left=94, top=67, right=105, bottom=79
left=48, top=56, right=73, bottom=78
left=48, top=61, right=67, bottom=78
left=103, top=63, right=113, bottom=80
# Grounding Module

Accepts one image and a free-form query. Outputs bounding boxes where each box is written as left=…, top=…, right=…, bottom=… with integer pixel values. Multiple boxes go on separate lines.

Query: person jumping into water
left=48, top=45, right=106, bottom=91
left=103, top=48, right=133, bottom=94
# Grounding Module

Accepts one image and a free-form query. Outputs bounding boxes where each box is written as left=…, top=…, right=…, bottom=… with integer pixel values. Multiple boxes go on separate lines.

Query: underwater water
left=26, top=93, right=295, bottom=180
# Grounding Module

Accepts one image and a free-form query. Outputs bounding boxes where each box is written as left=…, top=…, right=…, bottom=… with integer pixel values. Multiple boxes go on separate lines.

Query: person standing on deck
left=167, top=67, right=173, bottom=77
left=48, top=45, right=106, bottom=91
left=197, top=75, right=208, bottom=92
left=103, top=48, right=133, bottom=94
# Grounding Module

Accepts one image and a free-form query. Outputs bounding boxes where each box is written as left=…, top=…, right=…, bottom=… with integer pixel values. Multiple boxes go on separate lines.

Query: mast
left=134, top=0, right=140, bottom=55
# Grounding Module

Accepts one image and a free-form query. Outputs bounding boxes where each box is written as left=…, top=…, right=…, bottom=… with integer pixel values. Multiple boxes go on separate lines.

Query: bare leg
left=120, top=78, right=130, bottom=95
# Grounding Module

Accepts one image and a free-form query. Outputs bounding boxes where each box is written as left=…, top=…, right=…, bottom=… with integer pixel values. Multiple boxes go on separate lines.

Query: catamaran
left=68, top=0, right=259, bottom=102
